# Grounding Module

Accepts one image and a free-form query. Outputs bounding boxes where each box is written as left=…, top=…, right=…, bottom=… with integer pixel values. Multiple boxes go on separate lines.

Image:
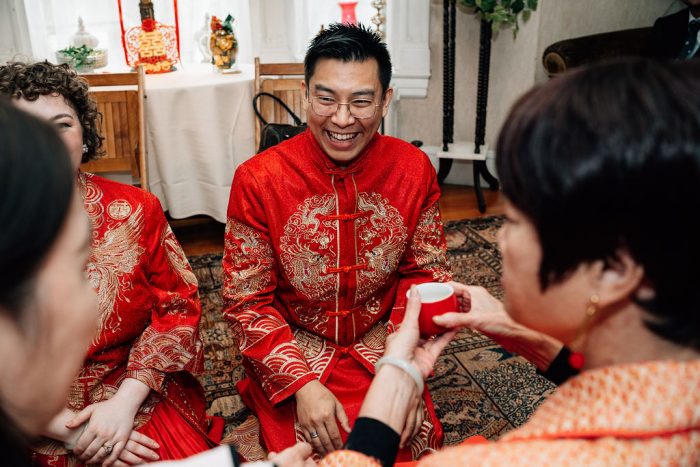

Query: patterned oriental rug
left=190, top=216, right=554, bottom=459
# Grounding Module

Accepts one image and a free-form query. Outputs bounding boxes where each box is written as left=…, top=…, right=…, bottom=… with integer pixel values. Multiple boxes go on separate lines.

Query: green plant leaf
left=512, top=0, right=524, bottom=14
left=481, top=0, right=497, bottom=12
left=459, top=0, right=537, bottom=39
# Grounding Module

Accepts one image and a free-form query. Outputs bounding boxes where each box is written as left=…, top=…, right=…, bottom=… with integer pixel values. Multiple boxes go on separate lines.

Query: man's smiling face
left=302, top=58, right=392, bottom=163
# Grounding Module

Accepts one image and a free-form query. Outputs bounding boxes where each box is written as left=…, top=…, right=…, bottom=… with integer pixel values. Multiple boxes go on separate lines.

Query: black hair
left=304, top=23, right=392, bottom=94
left=496, top=58, right=700, bottom=350
left=0, top=99, right=75, bottom=313
left=0, top=61, right=104, bottom=163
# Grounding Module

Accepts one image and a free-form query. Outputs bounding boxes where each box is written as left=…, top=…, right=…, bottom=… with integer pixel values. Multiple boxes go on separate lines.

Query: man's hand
left=434, top=283, right=563, bottom=371
left=295, top=380, right=351, bottom=456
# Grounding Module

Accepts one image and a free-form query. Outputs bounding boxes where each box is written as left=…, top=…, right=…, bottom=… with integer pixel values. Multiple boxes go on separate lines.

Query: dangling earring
left=82, top=144, right=88, bottom=154
left=568, top=294, right=600, bottom=370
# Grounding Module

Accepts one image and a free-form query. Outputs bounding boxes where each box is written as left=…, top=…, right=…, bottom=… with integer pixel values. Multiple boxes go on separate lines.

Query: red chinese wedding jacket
left=35, top=173, right=207, bottom=457
left=222, top=131, right=452, bottom=405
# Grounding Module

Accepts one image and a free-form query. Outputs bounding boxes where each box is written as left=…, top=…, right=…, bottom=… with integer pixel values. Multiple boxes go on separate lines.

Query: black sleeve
left=537, top=346, right=579, bottom=385
left=344, top=417, right=400, bottom=467
left=647, top=17, right=666, bottom=58
left=229, top=445, right=242, bottom=467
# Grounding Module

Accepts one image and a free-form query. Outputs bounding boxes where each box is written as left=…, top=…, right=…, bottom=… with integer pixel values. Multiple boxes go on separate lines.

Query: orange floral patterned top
left=320, top=360, right=700, bottom=466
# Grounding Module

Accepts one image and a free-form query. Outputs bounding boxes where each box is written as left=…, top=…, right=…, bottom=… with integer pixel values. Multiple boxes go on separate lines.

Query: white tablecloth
left=145, top=63, right=255, bottom=223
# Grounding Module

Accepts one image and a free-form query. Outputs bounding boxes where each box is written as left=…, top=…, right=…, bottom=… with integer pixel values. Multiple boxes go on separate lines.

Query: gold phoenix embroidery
left=87, top=204, right=146, bottom=340
left=161, top=224, right=198, bottom=287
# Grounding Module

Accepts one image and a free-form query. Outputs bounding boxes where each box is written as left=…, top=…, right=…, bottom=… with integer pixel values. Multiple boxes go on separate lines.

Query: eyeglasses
left=308, top=95, right=382, bottom=119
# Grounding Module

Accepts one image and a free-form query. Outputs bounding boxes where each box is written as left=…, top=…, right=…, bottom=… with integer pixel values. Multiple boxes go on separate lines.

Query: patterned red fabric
left=222, top=130, right=451, bottom=459
left=32, top=173, right=218, bottom=465
left=320, top=360, right=700, bottom=466
left=137, top=395, right=224, bottom=461
left=239, top=353, right=442, bottom=462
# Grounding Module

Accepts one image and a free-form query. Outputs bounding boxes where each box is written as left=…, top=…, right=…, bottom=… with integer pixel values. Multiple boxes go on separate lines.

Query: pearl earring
left=82, top=144, right=88, bottom=154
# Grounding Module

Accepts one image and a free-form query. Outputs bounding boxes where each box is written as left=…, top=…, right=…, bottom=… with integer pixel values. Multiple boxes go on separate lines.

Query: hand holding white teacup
left=406, top=282, right=462, bottom=337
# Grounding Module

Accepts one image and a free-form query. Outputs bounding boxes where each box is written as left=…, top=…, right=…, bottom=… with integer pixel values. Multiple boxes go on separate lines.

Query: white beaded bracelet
left=374, top=356, right=424, bottom=395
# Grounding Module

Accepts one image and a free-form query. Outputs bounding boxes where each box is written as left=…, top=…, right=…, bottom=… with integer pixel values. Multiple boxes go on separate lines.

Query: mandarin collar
left=305, top=129, right=380, bottom=176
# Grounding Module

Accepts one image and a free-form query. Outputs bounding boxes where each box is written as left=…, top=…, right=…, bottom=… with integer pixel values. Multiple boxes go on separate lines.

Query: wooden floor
left=173, top=184, right=505, bottom=256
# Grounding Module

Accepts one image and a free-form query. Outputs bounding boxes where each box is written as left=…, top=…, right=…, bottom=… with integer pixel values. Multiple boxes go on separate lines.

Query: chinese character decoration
left=117, top=0, right=181, bottom=74
left=209, top=15, right=238, bottom=71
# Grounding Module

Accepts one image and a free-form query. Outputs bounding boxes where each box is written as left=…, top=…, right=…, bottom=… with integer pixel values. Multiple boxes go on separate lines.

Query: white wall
left=5, top=0, right=687, bottom=186
left=396, top=0, right=684, bottom=185
left=534, top=0, right=683, bottom=82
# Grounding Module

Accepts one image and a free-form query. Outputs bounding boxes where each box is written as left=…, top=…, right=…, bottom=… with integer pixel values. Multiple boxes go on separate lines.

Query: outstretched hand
left=434, top=283, right=517, bottom=344
left=384, top=286, right=457, bottom=379
left=433, top=282, right=563, bottom=371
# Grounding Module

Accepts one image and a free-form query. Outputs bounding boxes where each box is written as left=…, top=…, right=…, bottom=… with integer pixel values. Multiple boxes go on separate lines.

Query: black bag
left=253, top=92, right=307, bottom=153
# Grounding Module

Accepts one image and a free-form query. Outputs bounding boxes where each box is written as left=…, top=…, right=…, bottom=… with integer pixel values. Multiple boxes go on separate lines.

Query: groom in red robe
left=222, top=23, right=451, bottom=462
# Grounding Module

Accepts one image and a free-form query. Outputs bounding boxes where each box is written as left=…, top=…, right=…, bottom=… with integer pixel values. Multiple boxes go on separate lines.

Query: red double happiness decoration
left=117, top=0, right=181, bottom=74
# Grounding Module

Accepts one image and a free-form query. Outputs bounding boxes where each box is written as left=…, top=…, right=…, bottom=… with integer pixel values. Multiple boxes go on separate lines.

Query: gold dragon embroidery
left=355, top=192, right=408, bottom=304
left=224, top=219, right=275, bottom=303
left=279, top=194, right=338, bottom=301
left=411, top=203, right=452, bottom=282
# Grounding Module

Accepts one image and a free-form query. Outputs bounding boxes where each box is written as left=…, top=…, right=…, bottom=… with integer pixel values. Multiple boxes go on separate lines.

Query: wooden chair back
left=80, top=66, right=148, bottom=191
left=254, top=57, right=306, bottom=150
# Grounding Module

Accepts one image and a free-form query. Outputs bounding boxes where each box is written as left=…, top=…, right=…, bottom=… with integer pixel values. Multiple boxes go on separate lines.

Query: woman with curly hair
left=0, top=61, right=222, bottom=466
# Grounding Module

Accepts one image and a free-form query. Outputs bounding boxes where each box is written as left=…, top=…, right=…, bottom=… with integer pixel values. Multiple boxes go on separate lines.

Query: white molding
left=391, top=76, right=430, bottom=98
left=386, top=0, right=431, bottom=99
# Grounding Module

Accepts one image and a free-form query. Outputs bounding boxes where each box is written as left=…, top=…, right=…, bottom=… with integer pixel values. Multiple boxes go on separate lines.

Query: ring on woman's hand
left=102, top=444, right=113, bottom=455
left=309, top=431, right=319, bottom=439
